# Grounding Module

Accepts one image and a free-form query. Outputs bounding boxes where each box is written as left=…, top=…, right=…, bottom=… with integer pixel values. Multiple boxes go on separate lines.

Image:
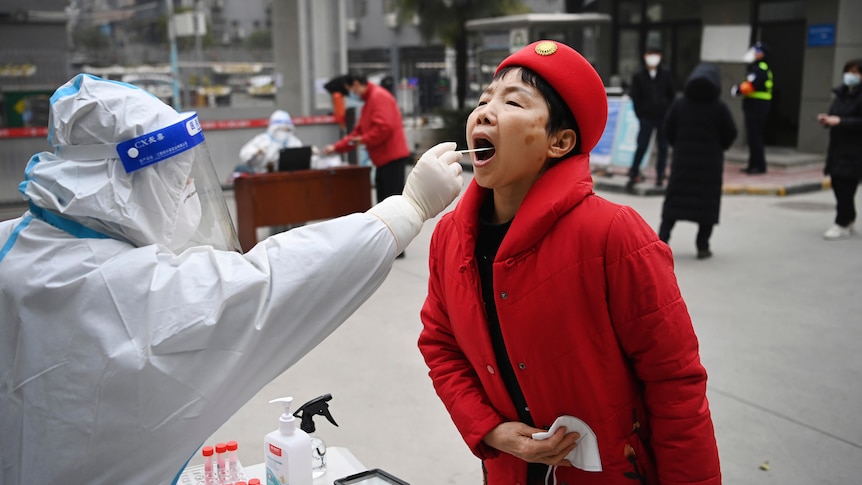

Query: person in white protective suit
left=0, top=74, right=463, bottom=485
left=238, top=109, right=303, bottom=173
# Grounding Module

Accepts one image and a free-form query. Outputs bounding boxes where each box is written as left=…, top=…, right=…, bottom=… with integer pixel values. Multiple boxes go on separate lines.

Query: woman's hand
left=483, top=421, right=580, bottom=466
left=817, top=113, right=840, bottom=127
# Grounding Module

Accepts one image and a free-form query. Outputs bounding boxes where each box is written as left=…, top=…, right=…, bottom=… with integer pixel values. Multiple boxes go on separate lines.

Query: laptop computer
left=277, top=146, right=313, bottom=172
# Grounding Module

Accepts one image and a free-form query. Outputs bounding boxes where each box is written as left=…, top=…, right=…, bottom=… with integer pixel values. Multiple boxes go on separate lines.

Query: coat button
left=486, top=365, right=495, bottom=375
left=500, top=292, right=508, bottom=299
left=518, top=363, right=526, bottom=369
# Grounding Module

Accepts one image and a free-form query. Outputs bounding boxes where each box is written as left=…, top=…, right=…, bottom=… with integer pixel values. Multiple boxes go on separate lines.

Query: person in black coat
left=626, top=46, right=676, bottom=190
left=817, top=58, right=862, bottom=240
left=659, top=63, right=737, bottom=259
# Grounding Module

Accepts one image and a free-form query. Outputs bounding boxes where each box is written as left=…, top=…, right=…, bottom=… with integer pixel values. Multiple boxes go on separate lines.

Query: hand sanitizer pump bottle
left=293, top=394, right=339, bottom=478
left=264, top=397, right=312, bottom=485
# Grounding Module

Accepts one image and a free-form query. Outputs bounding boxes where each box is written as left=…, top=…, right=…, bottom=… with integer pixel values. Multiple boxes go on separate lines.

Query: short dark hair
left=645, top=47, right=662, bottom=55
left=843, top=58, right=862, bottom=73
left=494, top=66, right=582, bottom=156
left=344, top=72, right=368, bottom=85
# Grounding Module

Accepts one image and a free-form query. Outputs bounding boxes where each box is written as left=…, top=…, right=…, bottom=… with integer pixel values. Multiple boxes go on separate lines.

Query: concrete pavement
left=201, top=174, right=862, bottom=485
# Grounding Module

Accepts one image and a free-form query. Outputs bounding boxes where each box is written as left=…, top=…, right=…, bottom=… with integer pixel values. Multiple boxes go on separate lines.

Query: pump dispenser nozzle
left=293, top=393, right=339, bottom=433
left=265, top=396, right=312, bottom=484
left=270, top=397, right=298, bottom=435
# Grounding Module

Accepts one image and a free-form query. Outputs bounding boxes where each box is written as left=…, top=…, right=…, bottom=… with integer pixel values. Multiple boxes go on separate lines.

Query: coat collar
left=833, top=84, right=861, bottom=99
left=452, top=154, right=594, bottom=259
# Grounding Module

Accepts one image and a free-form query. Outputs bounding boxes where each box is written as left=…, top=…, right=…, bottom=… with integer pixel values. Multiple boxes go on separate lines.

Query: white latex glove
left=404, top=141, right=464, bottom=220
left=367, top=141, right=463, bottom=253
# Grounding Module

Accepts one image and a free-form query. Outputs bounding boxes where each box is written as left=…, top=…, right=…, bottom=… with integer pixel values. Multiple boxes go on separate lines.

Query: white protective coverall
left=238, top=109, right=303, bottom=172
left=0, top=74, right=463, bottom=485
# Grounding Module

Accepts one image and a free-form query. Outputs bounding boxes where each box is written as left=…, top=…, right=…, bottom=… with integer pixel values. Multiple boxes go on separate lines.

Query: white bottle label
left=266, top=443, right=287, bottom=485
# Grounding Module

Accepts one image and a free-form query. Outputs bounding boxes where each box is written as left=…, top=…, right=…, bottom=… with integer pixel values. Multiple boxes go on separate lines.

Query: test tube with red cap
left=215, top=442, right=228, bottom=485
left=201, top=446, right=215, bottom=485
left=248, top=479, right=261, bottom=485
left=226, top=440, right=239, bottom=483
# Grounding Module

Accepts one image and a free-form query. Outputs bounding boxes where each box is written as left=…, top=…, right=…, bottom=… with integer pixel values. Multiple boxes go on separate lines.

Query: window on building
left=353, top=0, right=367, bottom=17
left=618, top=0, right=642, bottom=23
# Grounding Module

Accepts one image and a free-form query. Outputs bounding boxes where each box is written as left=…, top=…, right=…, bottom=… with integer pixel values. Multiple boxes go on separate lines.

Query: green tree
left=396, top=0, right=529, bottom=109
left=245, top=30, right=272, bottom=50
left=74, top=26, right=111, bottom=51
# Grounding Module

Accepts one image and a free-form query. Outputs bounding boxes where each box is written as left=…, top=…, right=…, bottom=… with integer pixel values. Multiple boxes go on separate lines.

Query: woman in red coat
left=418, top=40, right=721, bottom=485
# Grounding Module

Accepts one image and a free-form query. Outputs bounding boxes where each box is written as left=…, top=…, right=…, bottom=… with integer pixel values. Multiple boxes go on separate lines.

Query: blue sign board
left=590, top=96, right=620, bottom=165
left=590, top=96, right=649, bottom=169
left=808, top=24, right=835, bottom=47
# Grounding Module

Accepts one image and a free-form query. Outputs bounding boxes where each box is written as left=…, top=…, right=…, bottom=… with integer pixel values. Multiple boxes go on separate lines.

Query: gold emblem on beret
left=535, top=41, right=557, bottom=56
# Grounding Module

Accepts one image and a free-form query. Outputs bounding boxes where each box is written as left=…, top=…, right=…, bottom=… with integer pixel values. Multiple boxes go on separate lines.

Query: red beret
left=496, top=40, right=608, bottom=153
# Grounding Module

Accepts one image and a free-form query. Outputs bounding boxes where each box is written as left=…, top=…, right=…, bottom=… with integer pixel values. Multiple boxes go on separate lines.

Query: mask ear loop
left=544, top=464, right=558, bottom=485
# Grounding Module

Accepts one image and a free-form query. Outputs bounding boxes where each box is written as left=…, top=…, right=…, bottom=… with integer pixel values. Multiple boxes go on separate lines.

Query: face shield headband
left=51, top=113, right=242, bottom=253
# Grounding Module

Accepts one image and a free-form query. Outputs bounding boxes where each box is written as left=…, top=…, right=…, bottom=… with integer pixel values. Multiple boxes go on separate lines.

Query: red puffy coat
left=419, top=154, right=721, bottom=485
left=333, top=82, right=410, bottom=166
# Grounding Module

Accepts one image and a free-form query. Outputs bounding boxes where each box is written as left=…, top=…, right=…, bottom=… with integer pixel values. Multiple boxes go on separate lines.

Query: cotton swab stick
left=455, top=147, right=493, bottom=154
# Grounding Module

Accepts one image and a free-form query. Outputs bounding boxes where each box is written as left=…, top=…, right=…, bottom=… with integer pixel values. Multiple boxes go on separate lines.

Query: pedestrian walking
left=732, top=41, right=773, bottom=175
left=817, top=58, right=862, bottom=240
left=659, top=63, right=738, bottom=259
left=626, top=45, right=676, bottom=190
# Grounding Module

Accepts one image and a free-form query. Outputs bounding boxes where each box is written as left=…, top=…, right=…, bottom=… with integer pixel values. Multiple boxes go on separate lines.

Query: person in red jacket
left=323, top=72, right=412, bottom=205
left=418, top=40, right=721, bottom=485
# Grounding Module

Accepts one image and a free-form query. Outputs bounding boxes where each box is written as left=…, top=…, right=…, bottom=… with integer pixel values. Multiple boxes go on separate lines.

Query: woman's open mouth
left=472, top=137, right=496, bottom=162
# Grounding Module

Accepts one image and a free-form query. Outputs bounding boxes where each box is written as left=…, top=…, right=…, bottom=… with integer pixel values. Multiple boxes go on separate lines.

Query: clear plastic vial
left=226, top=440, right=239, bottom=483
left=202, top=446, right=215, bottom=485
left=215, top=442, right=227, bottom=485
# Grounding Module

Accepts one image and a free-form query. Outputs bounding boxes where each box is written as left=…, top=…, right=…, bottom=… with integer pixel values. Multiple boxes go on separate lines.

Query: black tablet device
left=333, top=468, right=410, bottom=485
left=277, top=146, right=313, bottom=172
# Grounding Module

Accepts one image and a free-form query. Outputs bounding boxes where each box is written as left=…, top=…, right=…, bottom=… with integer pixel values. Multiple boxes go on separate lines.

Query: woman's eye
left=506, top=100, right=522, bottom=107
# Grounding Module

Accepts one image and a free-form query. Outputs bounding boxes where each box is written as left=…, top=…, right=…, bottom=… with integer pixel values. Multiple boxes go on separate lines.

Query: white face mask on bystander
left=645, top=54, right=661, bottom=68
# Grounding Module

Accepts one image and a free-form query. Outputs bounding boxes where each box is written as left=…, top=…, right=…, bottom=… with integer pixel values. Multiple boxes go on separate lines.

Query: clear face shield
left=116, top=113, right=241, bottom=253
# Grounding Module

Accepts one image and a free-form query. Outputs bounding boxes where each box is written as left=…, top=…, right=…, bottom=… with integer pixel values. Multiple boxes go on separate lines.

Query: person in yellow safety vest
left=732, top=41, right=773, bottom=174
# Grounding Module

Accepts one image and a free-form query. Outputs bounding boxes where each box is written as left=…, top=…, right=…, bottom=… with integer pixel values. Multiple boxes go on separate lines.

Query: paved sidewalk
left=594, top=146, right=830, bottom=196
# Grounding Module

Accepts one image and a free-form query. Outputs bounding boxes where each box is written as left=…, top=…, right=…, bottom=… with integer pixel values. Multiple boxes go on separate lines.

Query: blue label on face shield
left=117, top=113, right=205, bottom=173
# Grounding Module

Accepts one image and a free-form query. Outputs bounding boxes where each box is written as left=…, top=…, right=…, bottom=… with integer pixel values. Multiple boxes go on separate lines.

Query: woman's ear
left=547, top=128, right=577, bottom=158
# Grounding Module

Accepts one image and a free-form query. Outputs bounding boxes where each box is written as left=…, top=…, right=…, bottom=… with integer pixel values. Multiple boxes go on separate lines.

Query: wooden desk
left=233, top=166, right=372, bottom=252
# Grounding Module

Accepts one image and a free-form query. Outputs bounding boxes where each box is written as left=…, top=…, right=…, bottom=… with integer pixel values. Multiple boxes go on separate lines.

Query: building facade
left=2, top=0, right=861, bottom=153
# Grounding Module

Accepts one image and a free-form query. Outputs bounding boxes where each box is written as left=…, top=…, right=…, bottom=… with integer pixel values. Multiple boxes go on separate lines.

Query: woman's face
left=465, top=69, right=556, bottom=200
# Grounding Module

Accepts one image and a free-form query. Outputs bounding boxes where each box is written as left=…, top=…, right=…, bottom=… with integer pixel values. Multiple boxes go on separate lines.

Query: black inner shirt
left=475, top=197, right=547, bottom=483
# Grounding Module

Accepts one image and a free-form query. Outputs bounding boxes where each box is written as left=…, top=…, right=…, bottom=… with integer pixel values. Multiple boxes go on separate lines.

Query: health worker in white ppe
left=238, top=109, right=304, bottom=173
left=0, top=73, right=464, bottom=485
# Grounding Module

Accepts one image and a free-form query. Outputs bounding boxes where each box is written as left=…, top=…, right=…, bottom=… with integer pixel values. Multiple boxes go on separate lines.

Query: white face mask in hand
left=532, top=415, right=603, bottom=472
left=169, top=179, right=202, bottom=250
